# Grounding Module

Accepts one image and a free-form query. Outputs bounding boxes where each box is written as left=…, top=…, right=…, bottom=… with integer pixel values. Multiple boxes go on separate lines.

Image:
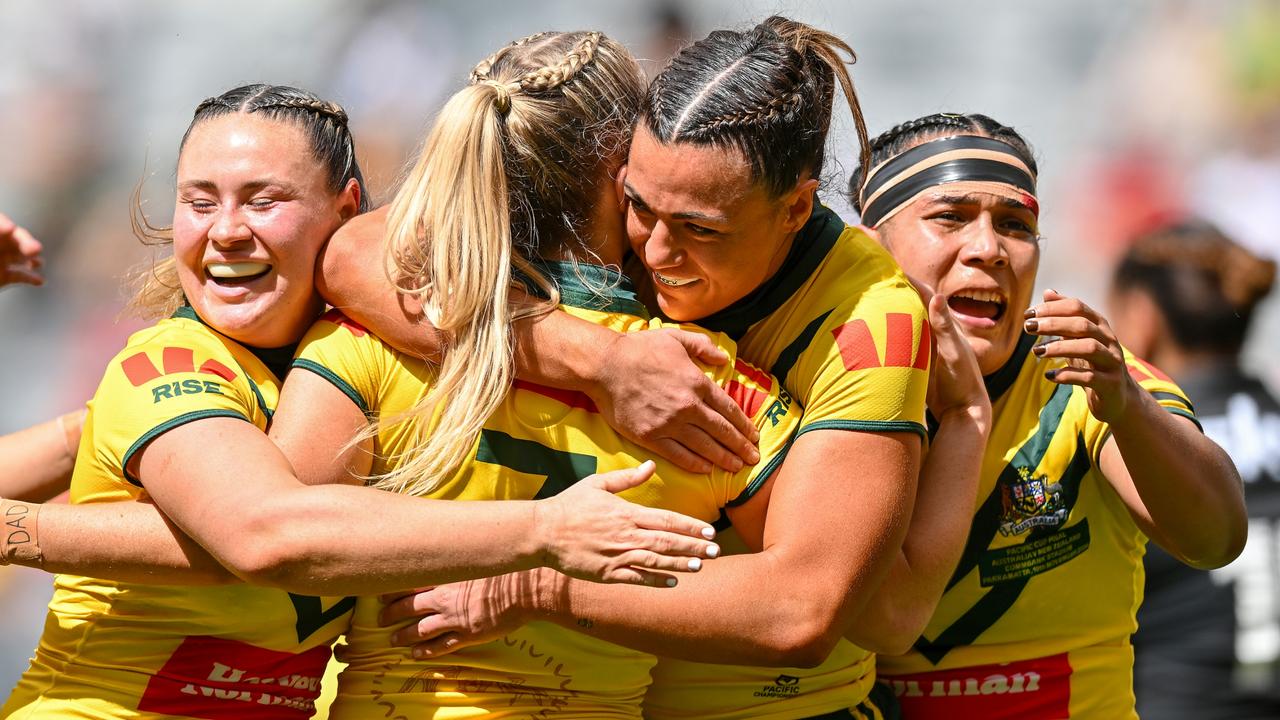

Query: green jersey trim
left=123, top=409, right=252, bottom=487
left=291, top=359, right=370, bottom=414
left=984, top=333, right=1036, bottom=402
left=697, top=203, right=844, bottom=340
left=726, top=435, right=796, bottom=508
left=796, top=418, right=928, bottom=440
left=518, top=259, right=649, bottom=318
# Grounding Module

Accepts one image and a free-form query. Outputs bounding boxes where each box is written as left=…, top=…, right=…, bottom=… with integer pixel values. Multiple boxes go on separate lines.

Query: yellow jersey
left=876, top=335, right=1199, bottom=719
left=645, top=203, right=931, bottom=720
left=291, top=260, right=801, bottom=719
left=3, top=307, right=354, bottom=720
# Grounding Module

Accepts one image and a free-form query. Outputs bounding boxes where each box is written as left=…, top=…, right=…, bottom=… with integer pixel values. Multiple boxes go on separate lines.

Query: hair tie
left=484, top=80, right=516, bottom=113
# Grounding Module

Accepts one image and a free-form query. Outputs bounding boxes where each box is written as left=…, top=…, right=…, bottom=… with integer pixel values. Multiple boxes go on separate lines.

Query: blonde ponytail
left=367, top=31, right=641, bottom=496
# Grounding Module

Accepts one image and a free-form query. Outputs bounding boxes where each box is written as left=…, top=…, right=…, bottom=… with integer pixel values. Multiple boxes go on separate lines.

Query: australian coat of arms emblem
left=998, top=466, right=1068, bottom=536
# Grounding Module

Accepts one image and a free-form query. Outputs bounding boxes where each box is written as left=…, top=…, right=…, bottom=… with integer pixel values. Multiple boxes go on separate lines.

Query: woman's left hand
left=1024, top=288, right=1142, bottom=424
left=379, top=572, right=544, bottom=658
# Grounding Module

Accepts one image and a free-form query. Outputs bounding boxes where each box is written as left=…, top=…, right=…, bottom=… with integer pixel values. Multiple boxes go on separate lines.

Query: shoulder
left=105, top=318, right=243, bottom=389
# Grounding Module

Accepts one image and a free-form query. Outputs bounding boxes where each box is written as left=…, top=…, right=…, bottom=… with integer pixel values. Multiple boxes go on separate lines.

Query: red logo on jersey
left=831, top=313, right=930, bottom=372
left=321, top=309, right=368, bottom=337
left=137, top=635, right=331, bottom=719
left=513, top=379, right=600, bottom=412
left=881, top=652, right=1071, bottom=719
left=121, top=348, right=237, bottom=386
left=1125, top=355, right=1173, bottom=383
left=724, top=359, right=773, bottom=418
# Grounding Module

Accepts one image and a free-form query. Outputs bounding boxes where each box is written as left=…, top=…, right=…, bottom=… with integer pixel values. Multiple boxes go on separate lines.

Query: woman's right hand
left=533, top=461, right=720, bottom=586
left=587, top=328, right=760, bottom=474
left=921, top=289, right=990, bottom=423
left=0, top=213, right=44, bottom=287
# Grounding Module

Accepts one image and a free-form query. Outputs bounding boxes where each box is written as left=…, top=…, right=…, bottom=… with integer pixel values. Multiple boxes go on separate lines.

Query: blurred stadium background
left=2, top=0, right=1278, bottom=698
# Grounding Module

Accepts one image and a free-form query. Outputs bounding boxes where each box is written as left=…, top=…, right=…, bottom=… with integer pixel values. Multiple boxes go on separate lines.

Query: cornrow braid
left=849, top=112, right=1037, bottom=210
left=181, top=84, right=368, bottom=212
left=644, top=15, right=867, bottom=199
left=517, top=31, right=600, bottom=93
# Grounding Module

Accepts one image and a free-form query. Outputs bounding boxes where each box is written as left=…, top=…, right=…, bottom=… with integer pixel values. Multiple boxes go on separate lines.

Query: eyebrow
left=622, top=181, right=730, bottom=223
left=177, top=179, right=299, bottom=194
left=926, top=192, right=1035, bottom=211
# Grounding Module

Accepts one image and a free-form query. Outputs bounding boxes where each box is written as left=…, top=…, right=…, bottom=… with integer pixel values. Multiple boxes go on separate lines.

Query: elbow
left=1181, top=517, right=1248, bottom=571
left=755, top=600, right=843, bottom=668
left=216, top=497, right=322, bottom=591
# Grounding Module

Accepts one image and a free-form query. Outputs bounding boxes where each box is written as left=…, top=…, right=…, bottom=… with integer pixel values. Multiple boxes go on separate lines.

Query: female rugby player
left=0, top=85, right=715, bottom=719
left=852, top=113, right=1246, bottom=719
left=331, top=17, right=991, bottom=719
left=271, top=30, right=818, bottom=718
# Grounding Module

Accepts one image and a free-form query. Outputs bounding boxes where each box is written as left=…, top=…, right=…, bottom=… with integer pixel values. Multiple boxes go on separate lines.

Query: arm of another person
left=384, top=428, right=920, bottom=668
left=0, top=212, right=45, bottom=287
left=318, top=207, right=758, bottom=473
left=844, top=292, right=990, bottom=655
left=0, top=409, right=84, bottom=502
left=1028, top=289, right=1246, bottom=569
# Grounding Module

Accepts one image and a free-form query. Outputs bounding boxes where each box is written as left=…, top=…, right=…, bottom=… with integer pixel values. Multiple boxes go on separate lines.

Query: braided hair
left=376, top=31, right=647, bottom=497
left=848, top=112, right=1037, bottom=209
left=644, top=16, right=870, bottom=199
left=182, top=84, right=368, bottom=213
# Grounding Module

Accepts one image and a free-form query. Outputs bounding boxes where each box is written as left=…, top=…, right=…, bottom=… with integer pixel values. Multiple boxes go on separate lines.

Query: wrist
left=1, top=498, right=43, bottom=567
left=936, top=400, right=992, bottom=436
left=525, top=566, right=567, bottom=620
left=527, top=500, right=557, bottom=573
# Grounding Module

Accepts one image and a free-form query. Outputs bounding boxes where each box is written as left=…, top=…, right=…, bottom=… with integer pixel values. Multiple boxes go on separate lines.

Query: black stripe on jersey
left=475, top=429, right=598, bottom=498
left=292, top=358, right=370, bottom=414
left=983, top=333, right=1036, bottom=402
left=698, top=203, right=843, bottom=340
left=288, top=593, right=356, bottom=644
left=916, top=434, right=1092, bottom=665
left=769, top=310, right=834, bottom=388
left=1149, top=390, right=1195, bottom=414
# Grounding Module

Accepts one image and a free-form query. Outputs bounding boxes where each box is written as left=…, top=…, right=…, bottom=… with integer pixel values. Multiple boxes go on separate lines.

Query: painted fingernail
left=413, top=647, right=426, bottom=658
left=705, top=543, right=720, bottom=558
left=1024, top=319, right=1039, bottom=332
left=688, top=557, right=702, bottom=571
left=1024, top=307, right=1037, bottom=318
left=1044, top=369, right=1058, bottom=380
left=1032, top=344, right=1046, bottom=357
left=701, top=526, right=716, bottom=540
left=666, top=577, right=678, bottom=587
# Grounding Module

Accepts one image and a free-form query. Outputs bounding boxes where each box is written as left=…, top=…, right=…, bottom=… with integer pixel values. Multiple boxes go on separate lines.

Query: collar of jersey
left=695, top=200, right=843, bottom=340
left=521, top=258, right=649, bottom=319
left=983, top=331, right=1037, bottom=402
left=171, top=303, right=297, bottom=380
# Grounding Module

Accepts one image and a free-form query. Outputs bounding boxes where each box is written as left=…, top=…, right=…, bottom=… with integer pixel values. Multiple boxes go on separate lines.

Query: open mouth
left=654, top=271, right=697, bottom=288
left=206, top=261, right=271, bottom=286
left=947, top=289, right=1007, bottom=324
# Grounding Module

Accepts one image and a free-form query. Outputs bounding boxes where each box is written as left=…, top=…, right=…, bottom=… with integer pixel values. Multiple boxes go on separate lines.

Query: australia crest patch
left=998, top=467, right=1067, bottom=536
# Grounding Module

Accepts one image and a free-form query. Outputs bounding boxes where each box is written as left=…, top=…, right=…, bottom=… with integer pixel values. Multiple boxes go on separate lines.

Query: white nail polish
left=701, top=526, right=716, bottom=540
left=688, top=557, right=702, bottom=571
left=666, top=577, right=678, bottom=587
left=705, top=544, right=720, bottom=559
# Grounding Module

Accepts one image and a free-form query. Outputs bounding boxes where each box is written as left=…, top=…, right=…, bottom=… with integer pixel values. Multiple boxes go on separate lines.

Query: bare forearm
left=1107, top=398, right=1246, bottom=568
left=847, top=408, right=988, bottom=654
left=316, top=206, right=444, bottom=361
left=531, top=551, right=849, bottom=667
left=4, top=498, right=236, bottom=584
left=513, top=308, right=616, bottom=391
left=240, top=485, right=544, bottom=596
left=0, top=410, right=83, bottom=502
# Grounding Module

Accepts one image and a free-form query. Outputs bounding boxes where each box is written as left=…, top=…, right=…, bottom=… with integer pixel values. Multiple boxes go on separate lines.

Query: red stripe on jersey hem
left=879, top=652, right=1071, bottom=719
left=513, top=379, right=599, bottom=412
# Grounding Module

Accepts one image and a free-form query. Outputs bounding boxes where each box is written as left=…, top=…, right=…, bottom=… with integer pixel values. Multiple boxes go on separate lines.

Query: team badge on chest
left=998, top=467, right=1067, bottom=536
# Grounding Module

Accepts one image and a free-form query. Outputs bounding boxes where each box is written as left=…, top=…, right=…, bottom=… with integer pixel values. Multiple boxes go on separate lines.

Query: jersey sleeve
left=658, top=321, right=802, bottom=508
left=1083, top=347, right=1202, bottom=463
left=786, top=282, right=930, bottom=440
left=291, top=309, right=389, bottom=415
left=96, top=327, right=258, bottom=486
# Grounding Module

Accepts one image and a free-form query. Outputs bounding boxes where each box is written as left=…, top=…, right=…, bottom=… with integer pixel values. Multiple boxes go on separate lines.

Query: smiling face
left=173, top=112, right=357, bottom=348
left=877, top=189, right=1041, bottom=375
left=622, top=125, right=816, bottom=321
